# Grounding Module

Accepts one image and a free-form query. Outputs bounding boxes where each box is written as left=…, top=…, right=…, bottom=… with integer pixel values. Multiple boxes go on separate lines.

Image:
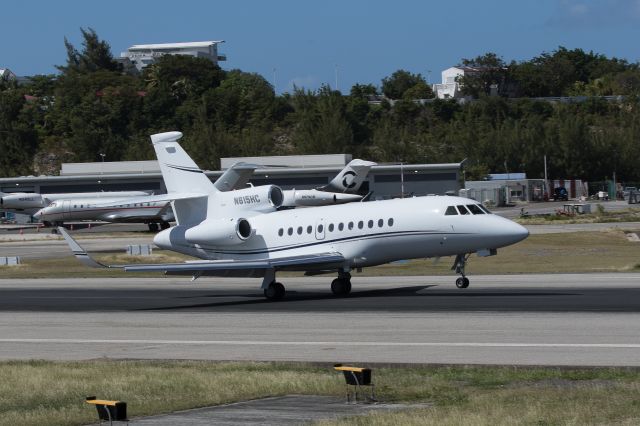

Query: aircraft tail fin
left=320, top=159, right=377, bottom=193
left=151, top=131, right=217, bottom=195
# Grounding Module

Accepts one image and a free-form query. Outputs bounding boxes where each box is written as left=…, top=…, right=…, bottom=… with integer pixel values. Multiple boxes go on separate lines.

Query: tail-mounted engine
left=217, top=185, right=283, bottom=213
left=184, top=217, right=253, bottom=246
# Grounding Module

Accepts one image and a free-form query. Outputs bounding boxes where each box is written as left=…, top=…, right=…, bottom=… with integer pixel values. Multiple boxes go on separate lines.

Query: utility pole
left=544, top=154, right=548, bottom=198
left=400, top=162, right=404, bottom=198
left=335, top=64, right=339, bottom=92
left=272, top=67, right=276, bottom=93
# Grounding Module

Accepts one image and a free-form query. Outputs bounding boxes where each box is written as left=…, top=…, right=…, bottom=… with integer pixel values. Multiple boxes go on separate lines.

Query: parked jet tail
left=320, top=159, right=377, bottom=193
left=151, top=131, right=217, bottom=195
left=213, top=162, right=259, bottom=191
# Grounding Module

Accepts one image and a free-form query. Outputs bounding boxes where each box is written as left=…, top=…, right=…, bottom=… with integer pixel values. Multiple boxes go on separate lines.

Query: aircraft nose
left=490, top=216, right=529, bottom=247
left=511, top=221, right=529, bottom=243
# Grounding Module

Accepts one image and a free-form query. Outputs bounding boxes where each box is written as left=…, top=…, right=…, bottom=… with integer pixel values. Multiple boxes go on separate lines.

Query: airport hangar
left=0, top=154, right=463, bottom=202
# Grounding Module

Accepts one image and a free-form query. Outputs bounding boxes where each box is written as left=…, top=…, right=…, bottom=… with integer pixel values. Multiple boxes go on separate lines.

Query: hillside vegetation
left=1, top=29, right=639, bottom=183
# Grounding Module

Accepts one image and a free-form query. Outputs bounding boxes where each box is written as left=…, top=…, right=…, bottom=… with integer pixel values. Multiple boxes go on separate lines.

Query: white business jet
left=59, top=131, right=529, bottom=300
left=0, top=190, right=150, bottom=216
left=280, top=159, right=375, bottom=207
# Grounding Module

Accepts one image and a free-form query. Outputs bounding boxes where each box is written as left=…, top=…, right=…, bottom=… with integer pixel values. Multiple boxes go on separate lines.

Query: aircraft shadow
left=139, top=285, right=580, bottom=311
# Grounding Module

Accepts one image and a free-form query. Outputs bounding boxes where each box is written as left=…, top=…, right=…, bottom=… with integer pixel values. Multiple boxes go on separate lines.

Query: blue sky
left=2, top=0, right=639, bottom=93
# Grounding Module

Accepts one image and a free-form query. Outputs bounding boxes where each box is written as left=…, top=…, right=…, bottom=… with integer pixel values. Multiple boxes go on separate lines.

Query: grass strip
left=516, top=206, right=640, bottom=225
left=1, top=360, right=640, bottom=425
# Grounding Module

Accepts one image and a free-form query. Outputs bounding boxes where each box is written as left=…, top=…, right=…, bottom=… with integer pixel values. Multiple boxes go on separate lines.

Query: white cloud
left=547, top=0, right=640, bottom=28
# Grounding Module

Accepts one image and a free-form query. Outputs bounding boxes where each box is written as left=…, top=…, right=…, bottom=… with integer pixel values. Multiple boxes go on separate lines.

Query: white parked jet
left=33, top=163, right=262, bottom=231
left=36, top=160, right=373, bottom=230
left=280, top=159, right=375, bottom=207
left=0, top=190, right=150, bottom=216
left=59, top=131, right=529, bottom=300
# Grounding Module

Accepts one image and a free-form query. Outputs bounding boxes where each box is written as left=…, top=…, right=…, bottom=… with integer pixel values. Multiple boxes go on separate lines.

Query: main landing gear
left=148, top=222, right=171, bottom=232
left=264, top=281, right=286, bottom=300
left=261, top=270, right=353, bottom=300
left=452, top=254, right=470, bottom=289
left=331, top=271, right=352, bottom=296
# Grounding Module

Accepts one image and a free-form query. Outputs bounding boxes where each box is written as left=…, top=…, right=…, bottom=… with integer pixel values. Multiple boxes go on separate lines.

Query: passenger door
left=62, top=200, right=71, bottom=220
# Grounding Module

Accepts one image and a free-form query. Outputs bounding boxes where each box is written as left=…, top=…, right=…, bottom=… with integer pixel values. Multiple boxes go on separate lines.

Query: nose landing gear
left=452, top=254, right=470, bottom=288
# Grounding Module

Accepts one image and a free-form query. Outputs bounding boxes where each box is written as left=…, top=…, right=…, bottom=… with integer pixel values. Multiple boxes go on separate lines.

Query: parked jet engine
left=0, top=193, right=45, bottom=211
left=282, top=189, right=362, bottom=207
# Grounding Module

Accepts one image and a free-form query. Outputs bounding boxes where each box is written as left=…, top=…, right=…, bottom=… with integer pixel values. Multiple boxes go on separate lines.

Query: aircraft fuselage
left=154, top=195, right=528, bottom=270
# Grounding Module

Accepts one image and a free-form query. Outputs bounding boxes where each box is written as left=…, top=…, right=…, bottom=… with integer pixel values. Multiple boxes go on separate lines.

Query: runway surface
left=1, top=274, right=639, bottom=366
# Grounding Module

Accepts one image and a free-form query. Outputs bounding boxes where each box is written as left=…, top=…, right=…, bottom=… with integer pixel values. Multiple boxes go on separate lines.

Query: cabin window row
left=444, top=204, right=492, bottom=216
left=68, top=202, right=156, bottom=209
left=278, top=218, right=395, bottom=237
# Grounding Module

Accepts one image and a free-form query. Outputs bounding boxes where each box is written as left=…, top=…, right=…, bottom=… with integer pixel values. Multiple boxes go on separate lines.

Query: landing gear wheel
left=160, top=222, right=170, bottom=230
left=264, top=282, right=285, bottom=300
left=148, top=223, right=159, bottom=232
left=331, top=278, right=352, bottom=296
left=456, top=277, right=470, bottom=289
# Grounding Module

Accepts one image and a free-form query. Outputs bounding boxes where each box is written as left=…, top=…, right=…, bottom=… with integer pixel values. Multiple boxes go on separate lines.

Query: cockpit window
left=456, top=205, right=470, bottom=215
left=466, top=204, right=485, bottom=215
left=478, top=204, right=492, bottom=214
left=445, top=206, right=458, bottom=215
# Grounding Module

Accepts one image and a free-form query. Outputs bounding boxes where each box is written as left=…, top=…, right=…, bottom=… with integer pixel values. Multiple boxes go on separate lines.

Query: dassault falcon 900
left=59, top=131, right=529, bottom=300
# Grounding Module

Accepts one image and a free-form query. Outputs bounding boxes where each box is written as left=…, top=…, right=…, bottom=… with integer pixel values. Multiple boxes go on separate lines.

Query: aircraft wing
left=124, top=252, right=345, bottom=274
left=58, top=227, right=344, bottom=275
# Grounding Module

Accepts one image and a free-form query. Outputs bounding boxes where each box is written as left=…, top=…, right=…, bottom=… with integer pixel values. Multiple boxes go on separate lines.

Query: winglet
left=57, top=227, right=118, bottom=269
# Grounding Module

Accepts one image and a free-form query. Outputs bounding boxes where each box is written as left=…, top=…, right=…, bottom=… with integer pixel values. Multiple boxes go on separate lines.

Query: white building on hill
left=120, top=41, right=226, bottom=71
left=0, top=68, right=17, bottom=82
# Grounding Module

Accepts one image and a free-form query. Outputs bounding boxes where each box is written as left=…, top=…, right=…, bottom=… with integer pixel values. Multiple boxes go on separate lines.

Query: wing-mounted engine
left=184, top=217, right=253, bottom=246
left=217, top=185, right=284, bottom=214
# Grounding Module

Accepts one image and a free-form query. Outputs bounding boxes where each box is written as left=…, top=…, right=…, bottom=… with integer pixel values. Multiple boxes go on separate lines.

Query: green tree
left=403, top=81, right=434, bottom=99
left=57, top=28, right=121, bottom=74
left=456, top=52, right=512, bottom=97
left=381, top=70, right=427, bottom=99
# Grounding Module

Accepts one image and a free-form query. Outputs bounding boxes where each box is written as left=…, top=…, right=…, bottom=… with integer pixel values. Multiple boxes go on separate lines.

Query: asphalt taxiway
left=1, top=274, right=639, bottom=366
